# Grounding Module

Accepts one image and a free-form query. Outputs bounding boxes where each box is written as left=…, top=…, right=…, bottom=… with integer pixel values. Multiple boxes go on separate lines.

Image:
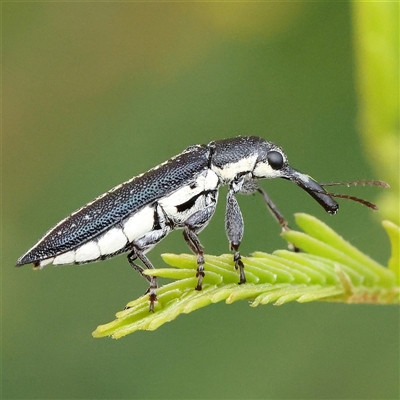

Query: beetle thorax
left=210, top=154, right=258, bottom=185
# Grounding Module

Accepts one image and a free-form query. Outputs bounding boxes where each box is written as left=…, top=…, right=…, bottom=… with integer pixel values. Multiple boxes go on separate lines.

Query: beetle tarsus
left=195, top=270, right=204, bottom=291
left=195, top=254, right=205, bottom=290
left=236, top=256, right=246, bottom=285
left=232, top=248, right=246, bottom=284
left=148, top=291, right=157, bottom=313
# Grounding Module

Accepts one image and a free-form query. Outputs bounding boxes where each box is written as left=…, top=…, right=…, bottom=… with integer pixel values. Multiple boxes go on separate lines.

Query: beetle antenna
left=319, top=180, right=390, bottom=189
left=312, top=179, right=389, bottom=211
left=322, top=192, right=379, bottom=210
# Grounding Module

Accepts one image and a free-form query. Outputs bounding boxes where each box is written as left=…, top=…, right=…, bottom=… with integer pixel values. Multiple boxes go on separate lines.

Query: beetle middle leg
left=183, top=203, right=216, bottom=291
left=183, top=229, right=205, bottom=290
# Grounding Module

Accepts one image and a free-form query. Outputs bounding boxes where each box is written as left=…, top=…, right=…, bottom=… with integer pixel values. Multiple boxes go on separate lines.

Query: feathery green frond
left=93, top=214, right=399, bottom=339
left=382, top=220, right=400, bottom=285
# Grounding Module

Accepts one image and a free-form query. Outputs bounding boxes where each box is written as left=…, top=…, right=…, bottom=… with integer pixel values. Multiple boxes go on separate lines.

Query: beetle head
left=253, top=139, right=339, bottom=214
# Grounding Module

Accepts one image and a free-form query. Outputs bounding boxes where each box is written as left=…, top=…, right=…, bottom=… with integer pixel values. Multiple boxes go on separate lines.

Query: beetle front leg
left=225, top=189, right=246, bottom=284
left=257, top=187, right=299, bottom=252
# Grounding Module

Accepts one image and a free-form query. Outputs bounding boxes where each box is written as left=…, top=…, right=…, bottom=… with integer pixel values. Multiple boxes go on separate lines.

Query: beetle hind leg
left=127, top=248, right=158, bottom=312
left=126, top=216, right=171, bottom=311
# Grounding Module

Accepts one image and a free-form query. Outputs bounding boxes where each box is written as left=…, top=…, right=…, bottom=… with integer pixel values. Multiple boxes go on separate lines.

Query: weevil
left=16, top=136, right=386, bottom=311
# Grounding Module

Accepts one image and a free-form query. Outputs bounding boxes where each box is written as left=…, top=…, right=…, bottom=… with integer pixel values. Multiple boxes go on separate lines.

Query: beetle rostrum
left=18, top=135, right=374, bottom=311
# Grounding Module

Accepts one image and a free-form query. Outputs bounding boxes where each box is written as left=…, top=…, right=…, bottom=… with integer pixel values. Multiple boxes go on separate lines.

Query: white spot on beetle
left=201, top=169, right=219, bottom=190
left=123, top=206, right=154, bottom=242
left=253, top=162, right=281, bottom=179
left=39, top=257, right=54, bottom=267
left=53, top=250, right=76, bottom=265
left=158, top=170, right=218, bottom=226
left=159, top=170, right=219, bottom=210
left=211, top=155, right=257, bottom=183
left=97, top=227, right=127, bottom=255
left=75, top=241, right=101, bottom=262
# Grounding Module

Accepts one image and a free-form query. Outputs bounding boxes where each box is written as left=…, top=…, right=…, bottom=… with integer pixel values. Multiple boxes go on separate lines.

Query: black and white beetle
left=16, top=136, right=382, bottom=311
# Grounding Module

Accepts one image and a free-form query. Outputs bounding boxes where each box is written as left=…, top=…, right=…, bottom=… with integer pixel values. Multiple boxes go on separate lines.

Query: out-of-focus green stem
left=352, top=1, right=399, bottom=224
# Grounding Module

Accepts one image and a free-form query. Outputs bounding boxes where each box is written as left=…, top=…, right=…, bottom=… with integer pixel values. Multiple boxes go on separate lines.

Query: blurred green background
left=3, top=2, right=399, bottom=399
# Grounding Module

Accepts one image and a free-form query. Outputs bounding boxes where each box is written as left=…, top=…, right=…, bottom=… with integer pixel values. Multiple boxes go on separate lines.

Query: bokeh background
left=3, top=2, right=399, bottom=399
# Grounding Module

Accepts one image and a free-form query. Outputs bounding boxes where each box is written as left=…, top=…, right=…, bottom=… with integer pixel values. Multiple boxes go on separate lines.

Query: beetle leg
left=127, top=248, right=158, bottom=312
left=126, top=220, right=171, bottom=312
left=225, top=188, right=246, bottom=284
left=183, top=204, right=216, bottom=291
left=257, top=187, right=299, bottom=252
left=183, top=229, right=205, bottom=290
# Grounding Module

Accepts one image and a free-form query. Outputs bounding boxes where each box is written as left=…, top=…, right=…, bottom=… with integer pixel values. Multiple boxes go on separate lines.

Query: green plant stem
left=92, top=214, right=399, bottom=339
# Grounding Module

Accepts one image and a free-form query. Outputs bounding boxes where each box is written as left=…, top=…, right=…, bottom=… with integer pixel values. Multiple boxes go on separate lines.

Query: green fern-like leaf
left=93, top=214, right=399, bottom=339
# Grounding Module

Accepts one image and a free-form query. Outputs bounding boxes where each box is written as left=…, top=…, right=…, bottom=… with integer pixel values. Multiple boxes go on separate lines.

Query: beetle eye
left=267, top=151, right=284, bottom=170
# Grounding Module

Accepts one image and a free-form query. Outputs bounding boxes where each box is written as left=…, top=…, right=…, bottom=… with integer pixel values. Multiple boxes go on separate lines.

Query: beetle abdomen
left=16, top=145, right=210, bottom=266
left=32, top=204, right=158, bottom=267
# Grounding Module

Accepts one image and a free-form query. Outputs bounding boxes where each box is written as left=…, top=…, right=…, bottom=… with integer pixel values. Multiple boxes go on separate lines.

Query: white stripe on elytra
left=97, top=227, right=127, bottom=255
left=122, top=206, right=154, bottom=242
left=75, top=241, right=101, bottom=263
left=53, top=250, right=75, bottom=265
left=39, top=257, right=54, bottom=267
